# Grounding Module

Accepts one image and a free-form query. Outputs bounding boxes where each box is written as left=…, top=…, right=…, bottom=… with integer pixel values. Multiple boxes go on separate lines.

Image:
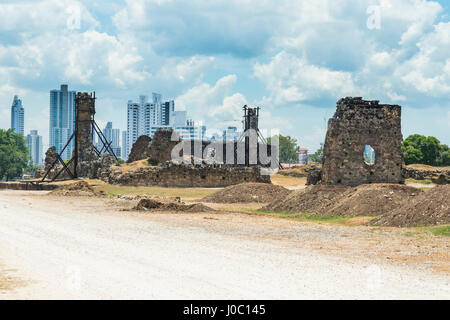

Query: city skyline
left=4, top=86, right=215, bottom=162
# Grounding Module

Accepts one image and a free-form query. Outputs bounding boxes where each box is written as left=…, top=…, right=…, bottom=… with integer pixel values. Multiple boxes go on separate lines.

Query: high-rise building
left=126, top=93, right=205, bottom=156
left=49, top=84, right=76, bottom=160
left=10, top=95, right=24, bottom=135
left=98, top=122, right=121, bottom=158
left=126, top=94, right=172, bottom=156
left=161, top=100, right=174, bottom=125
left=223, top=126, right=241, bottom=141
left=126, top=100, right=140, bottom=157
left=121, top=131, right=128, bottom=160
left=26, top=130, right=43, bottom=166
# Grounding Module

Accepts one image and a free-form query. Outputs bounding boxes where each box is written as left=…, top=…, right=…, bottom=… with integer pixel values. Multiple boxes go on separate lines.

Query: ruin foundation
left=321, top=97, right=405, bottom=186
left=103, top=163, right=270, bottom=188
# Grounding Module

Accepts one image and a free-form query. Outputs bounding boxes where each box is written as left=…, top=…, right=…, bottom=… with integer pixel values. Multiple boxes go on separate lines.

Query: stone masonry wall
left=76, top=92, right=96, bottom=162
left=103, top=163, right=270, bottom=187
left=321, top=97, right=404, bottom=186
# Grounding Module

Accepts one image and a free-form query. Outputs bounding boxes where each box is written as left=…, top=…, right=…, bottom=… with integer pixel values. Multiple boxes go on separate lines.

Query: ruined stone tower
left=75, top=92, right=96, bottom=162
left=321, top=97, right=404, bottom=186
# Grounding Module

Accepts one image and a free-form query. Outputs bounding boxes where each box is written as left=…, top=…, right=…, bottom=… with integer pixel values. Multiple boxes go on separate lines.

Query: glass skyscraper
left=26, top=130, right=43, bottom=166
left=10, top=95, right=24, bottom=135
left=49, top=84, right=76, bottom=160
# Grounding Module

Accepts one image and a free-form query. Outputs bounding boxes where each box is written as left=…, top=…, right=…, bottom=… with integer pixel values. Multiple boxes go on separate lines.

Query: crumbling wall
left=321, top=97, right=404, bottom=186
left=403, top=167, right=449, bottom=185
left=127, top=135, right=152, bottom=163
left=127, top=128, right=276, bottom=168
left=103, top=163, right=270, bottom=187
left=148, top=129, right=181, bottom=163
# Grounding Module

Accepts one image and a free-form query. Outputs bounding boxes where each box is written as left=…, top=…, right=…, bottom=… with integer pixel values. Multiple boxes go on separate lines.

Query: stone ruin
left=312, top=97, right=405, bottom=186
left=127, top=129, right=182, bottom=164
left=38, top=103, right=274, bottom=187
left=104, top=162, right=270, bottom=187
left=36, top=92, right=117, bottom=181
left=127, top=127, right=277, bottom=168
left=127, top=135, right=152, bottom=163
left=76, top=92, right=97, bottom=163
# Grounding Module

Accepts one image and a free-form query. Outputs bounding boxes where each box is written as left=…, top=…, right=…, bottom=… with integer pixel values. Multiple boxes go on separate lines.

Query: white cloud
left=253, top=52, right=359, bottom=105
left=159, top=56, right=215, bottom=83
left=0, top=0, right=99, bottom=33
left=0, top=30, right=149, bottom=88
left=176, top=75, right=242, bottom=123
left=397, top=22, right=450, bottom=96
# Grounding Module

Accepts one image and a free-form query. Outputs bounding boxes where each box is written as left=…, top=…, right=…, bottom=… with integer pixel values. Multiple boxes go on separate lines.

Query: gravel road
left=0, top=191, right=448, bottom=299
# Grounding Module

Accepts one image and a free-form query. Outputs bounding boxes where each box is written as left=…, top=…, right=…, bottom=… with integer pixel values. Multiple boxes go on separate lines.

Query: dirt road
left=0, top=191, right=448, bottom=299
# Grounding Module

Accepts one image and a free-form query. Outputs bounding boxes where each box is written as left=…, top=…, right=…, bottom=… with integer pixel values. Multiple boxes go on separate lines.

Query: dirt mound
left=49, top=181, right=105, bottom=197
left=201, top=183, right=291, bottom=204
left=326, top=184, right=421, bottom=216
left=264, top=185, right=350, bottom=213
left=370, top=185, right=450, bottom=227
left=264, top=184, right=423, bottom=217
left=134, top=198, right=213, bottom=213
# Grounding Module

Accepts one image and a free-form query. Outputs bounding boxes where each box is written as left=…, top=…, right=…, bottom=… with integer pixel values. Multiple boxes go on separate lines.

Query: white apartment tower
left=125, top=93, right=175, bottom=158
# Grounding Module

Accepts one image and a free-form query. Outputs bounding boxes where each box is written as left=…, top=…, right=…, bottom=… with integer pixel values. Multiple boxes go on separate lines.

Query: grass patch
left=406, top=178, right=433, bottom=185
left=97, top=184, right=218, bottom=200
left=424, top=225, right=450, bottom=236
left=402, top=225, right=450, bottom=238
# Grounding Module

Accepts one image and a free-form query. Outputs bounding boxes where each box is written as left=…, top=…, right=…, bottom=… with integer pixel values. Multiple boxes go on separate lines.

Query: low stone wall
left=403, top=167, right=449, bottom=184
left=103, top=163, right=271, bottom=187
left=0, top=182, right=60, bottom=191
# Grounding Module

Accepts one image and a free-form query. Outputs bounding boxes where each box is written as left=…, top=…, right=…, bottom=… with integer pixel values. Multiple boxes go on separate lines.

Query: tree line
left=0, top=129, right=29, bottom=181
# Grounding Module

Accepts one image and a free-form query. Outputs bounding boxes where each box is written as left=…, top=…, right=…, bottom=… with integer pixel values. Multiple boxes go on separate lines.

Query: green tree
left=309, top=143, right=324, bottom=164
left=267, top=134, right=299, bottom=163
left=402, top=145, right=423, bottom=165
left=437, top=144, right=450, bottom=166
left=401, top=134, right=449, bottom=166
left=0, top=129, right=29, bottom=181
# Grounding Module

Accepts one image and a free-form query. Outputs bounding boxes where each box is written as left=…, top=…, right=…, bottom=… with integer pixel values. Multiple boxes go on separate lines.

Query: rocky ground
left=0, top=173, right=448, bottom=299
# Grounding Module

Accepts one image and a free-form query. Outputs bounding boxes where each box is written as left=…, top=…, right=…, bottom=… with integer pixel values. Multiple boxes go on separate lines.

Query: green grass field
left=96, top=184, right=218, bottom=200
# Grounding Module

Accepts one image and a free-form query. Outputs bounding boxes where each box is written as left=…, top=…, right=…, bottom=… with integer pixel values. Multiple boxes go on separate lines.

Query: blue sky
left=0, top=0, right=449, bottom=152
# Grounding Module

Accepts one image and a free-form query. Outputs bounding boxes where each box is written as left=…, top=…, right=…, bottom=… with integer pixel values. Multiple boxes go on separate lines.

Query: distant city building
left=170, top=110, right=187, bottom=127
left=148, top=123, right=206, bottom=140
left=121, top=131, right=128, bottom=160
left=297, top=147, right=309, bottom=164
left=222, top=126, right=241, bottom=141
left=10, top=95, right=24, bottom=135
left=96, top=122, right=121, bottom=158
left=103, top=122, right=113, bottom=144
left=26, top=130, right=43, bottom=166
left=49, top=84, right=76, bottom=160
left=126, top=93, right=177, bottom=158
left=126, top=99, right=141, bottom=158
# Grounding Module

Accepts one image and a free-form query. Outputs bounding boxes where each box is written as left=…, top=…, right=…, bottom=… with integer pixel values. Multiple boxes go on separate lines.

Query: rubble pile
left=202, top=183, right=291, bottom=203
